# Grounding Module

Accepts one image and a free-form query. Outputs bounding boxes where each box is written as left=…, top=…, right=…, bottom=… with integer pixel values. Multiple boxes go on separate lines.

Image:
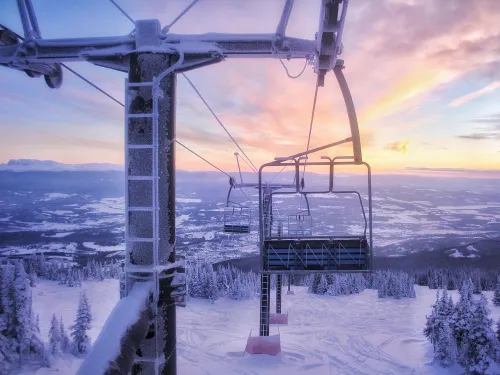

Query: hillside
left=19, top=279, right=500, bottom=375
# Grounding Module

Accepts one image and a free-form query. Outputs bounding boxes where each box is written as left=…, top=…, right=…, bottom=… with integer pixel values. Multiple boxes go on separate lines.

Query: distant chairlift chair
left=223, top=204, right=251, bottom=233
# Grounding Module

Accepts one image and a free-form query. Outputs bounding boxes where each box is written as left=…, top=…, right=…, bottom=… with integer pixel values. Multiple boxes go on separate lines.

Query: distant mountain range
left=0, top=159, right=124, bottom=172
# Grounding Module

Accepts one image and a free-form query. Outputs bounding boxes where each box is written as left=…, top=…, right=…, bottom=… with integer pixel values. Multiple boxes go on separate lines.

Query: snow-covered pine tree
left=59, top=317, right=70, bottom=353
left=377, top=274, right=387, bottom=298
left=472, top=272, right=482, bottom=295
left=189, top=263, right=204, bottom=298
left=424, top=291, right=442, bottom=349
left=451, top=278, right=474, bottom=352
left=29, top=270, right=37, bottom=287
left=67, top=269, right=75, bottom=287
left=216, top=266, right=230, bottom=297
left=337, top=274, right=349, bottom=295
left=316, top=274, right=328, bottom=295
left=48, top=314, right=61, bottom=355
left=459, top=295, right=496, bottom=374
left=206, top=270, right=218, bottom=303
left=13, top=261, right=34, bottom=360
left=97, top=262, right=105, bottom=281
left=309, top=273, right=322, bottom=294
left=493, top=277, right=500, bottom=306
left=228, top=274, right=243, bottom=300
left=35, top=314, right=40, bottom=334
left=71, top=291, right=92, bottom=355
left=434, top=322, right=457, bottom=367
left=496, top=317, right=500, bottom=343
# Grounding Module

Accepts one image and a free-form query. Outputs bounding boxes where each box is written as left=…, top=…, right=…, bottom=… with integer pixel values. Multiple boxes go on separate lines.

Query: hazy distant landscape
left=1, top=161, right=499, bottom=268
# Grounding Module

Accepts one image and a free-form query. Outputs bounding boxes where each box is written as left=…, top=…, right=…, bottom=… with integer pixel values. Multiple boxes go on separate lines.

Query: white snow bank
left=75, top=281, right=153, bottom=375
left=177, top=198, right=202, bottom=203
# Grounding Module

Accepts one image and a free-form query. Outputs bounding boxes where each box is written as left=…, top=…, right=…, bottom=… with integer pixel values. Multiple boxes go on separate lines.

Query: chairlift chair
left=223, top=204, right=251, bottom=233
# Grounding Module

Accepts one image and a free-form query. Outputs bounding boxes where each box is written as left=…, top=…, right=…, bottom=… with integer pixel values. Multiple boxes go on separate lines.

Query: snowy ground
left=16, top=280, right=500, bottom=375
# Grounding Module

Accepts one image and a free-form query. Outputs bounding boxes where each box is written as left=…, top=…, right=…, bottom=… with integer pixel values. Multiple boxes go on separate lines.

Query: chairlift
left=222, top=176, right=252, bottom=234
left=259, top=152, right=373, bottom=273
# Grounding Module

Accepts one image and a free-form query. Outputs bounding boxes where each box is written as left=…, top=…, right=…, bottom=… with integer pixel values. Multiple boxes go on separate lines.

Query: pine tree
left=424, top=291, right=442, bottom=349
left=35, top=314, right=40, bottom=334
left=377, top=275, right=387, bottom=298
left=460, top=295, right=496, bottom=374
left=206, top=270, right=218, bottom=303
left=71, top=291, right=92, bottom=355
left=49, top=314, right=61, bottom=355
left=228, top=274, right=243, bottom=300
left=434, top=323, right=457, bottom=367
left=59, top=317, right=70, bottom=353
left=67, top=269, right=75, bottom=287
left=13, top=261, right=33, bottom=359
left=29, top=270, right=37, bottom=287
left=309, top=274, right=322, bottom=294
left=493, top=277, right=500, bottom=306
left=496, top=318, right=500, bottom=343
left=316, top=274, right=328, bottom=295
left=451, top=278, right=474, bottom=351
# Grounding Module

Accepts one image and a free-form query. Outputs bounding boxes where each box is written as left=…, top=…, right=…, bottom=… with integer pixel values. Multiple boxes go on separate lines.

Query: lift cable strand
left=176, top=141, right=232, bottom=178
left=34, top=58, right=234, bottom=180
left=269, top=165, right=287, bottom=183
left=62, top=64, right=125, bottom=107
left=279, top=58, right=308, bottom=79
left=164, top=0, right=201, bottom=32
left=239, top=152, right=257, bottom=174
left=108, top=0, right=135, bottom=25
left=302, top=77, right=320, bottom=180
left=181, top=72, right=259, bottom=173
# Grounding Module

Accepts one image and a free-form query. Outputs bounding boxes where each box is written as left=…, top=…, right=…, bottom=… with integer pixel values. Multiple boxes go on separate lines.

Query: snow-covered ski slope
left=19, top=280, right=500, bottom=375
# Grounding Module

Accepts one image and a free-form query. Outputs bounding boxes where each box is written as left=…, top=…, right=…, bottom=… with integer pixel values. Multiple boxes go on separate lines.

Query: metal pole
left=276, top=274, right=282, bottom=314
left=259, top=163, right=271, bottom=336
left=128, top=51, right=177, bottom=375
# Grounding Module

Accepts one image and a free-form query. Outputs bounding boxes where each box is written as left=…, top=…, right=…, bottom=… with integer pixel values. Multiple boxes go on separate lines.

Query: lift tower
left=0, top=0, right=357, bottom=374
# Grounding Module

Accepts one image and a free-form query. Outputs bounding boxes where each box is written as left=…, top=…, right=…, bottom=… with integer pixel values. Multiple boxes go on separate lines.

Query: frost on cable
left=76, top=281, right=154, bottom=375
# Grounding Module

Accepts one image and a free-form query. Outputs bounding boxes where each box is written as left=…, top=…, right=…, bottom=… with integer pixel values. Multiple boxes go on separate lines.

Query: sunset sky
left=1, top=0, right=499, bottom=176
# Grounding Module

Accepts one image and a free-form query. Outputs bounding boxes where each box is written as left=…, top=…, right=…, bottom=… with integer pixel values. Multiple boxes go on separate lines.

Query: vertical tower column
left=276, top=274, right=282, bottom=314
left=259, top=186, right=274, bottom=336
left=259, top=273, right=270, bottom=336
left=125, top=20, right=179, bottom=375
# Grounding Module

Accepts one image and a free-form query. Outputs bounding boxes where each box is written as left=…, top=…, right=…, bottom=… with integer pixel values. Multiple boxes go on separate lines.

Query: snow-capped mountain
left=0, top=159, right=123, bottom=172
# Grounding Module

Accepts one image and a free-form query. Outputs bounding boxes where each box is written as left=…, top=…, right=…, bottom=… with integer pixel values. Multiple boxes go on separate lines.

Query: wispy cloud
left=405, top=167, right=500, bottom=178
left=459, top=113, right=500, bottom=140
left=449, top=81, right=500, bottom=107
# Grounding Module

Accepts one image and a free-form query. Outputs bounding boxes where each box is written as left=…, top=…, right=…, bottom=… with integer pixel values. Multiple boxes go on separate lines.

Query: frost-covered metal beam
left=76, top=281, right=154, bottom=375
left=276, top=0, right=295, bottom=39
left=0, top=33, right=316, bottom=70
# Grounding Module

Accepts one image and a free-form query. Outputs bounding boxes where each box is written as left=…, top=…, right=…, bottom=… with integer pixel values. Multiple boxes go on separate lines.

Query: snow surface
left=41, top=232, right=74, bottom=238
left=39, top=193, right=74, bottom=201
left=177, top=198, right=202, bottom=203
left=83, top=242, right=124, bottom=252
left=20, top=280, right=500, bottom=375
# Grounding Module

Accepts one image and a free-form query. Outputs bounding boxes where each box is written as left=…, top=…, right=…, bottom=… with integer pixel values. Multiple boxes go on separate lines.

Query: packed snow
left=178, top=198, right=202, bottom=203
left=18, top=280, right=500, bottom=375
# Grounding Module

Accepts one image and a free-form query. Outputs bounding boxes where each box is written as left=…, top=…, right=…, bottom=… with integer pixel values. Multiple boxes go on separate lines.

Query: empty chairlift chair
left=223, top=205, right=251, bottom=233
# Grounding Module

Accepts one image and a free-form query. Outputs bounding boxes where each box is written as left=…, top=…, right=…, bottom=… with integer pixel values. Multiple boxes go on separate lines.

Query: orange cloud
left=385, top=140, right=409, bottom=154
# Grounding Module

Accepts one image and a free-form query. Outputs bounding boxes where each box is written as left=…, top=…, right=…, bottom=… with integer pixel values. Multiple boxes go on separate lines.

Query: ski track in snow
left=19, top=281, right=500, bottom=375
